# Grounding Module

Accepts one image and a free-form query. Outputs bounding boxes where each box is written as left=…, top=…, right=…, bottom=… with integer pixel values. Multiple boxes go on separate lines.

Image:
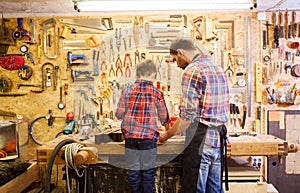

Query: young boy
left=115, top=59, right=170, bottom=193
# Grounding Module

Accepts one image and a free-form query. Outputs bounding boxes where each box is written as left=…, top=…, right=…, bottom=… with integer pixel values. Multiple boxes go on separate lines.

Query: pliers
left=100, top=61, right=107, bottom=72
left=115, top=54, right=123, bottom=77
left=225, top=53, right=234, bottom=77
left=124, top=53, right=132, bottom=77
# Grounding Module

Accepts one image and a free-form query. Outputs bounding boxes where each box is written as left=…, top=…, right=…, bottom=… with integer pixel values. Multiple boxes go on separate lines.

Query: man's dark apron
left=181, top=122, right=228, bottom=193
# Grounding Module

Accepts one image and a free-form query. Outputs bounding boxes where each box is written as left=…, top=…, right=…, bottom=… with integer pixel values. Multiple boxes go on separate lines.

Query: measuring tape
left=237, top=78, right=246, bottom=87
left=291, top=64, right=300, bottom=77
left=0, top=76, right=12, bottom=92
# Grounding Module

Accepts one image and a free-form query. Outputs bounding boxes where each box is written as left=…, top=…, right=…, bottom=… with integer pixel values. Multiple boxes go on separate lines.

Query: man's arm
left=159, top=117, right=191, bottom=142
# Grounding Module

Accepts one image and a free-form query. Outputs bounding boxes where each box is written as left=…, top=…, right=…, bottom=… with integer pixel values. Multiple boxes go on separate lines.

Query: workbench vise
left=67, top=51, right=88, bottom=67
left=71, top=69, right=95, bottom=82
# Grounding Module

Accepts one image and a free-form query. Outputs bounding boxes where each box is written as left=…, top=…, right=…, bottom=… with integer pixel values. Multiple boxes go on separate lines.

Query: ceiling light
left=73, top=0, right=255, bottom=12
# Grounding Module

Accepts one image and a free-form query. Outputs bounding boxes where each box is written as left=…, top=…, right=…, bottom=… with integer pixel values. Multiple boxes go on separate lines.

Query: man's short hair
left=170, top=38, right=197, bottom=55
left=136, top=59, right=157, bottom=78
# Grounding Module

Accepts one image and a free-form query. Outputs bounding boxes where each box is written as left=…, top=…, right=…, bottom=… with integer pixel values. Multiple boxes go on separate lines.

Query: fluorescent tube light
left=73, top=0, right=255, bottom=12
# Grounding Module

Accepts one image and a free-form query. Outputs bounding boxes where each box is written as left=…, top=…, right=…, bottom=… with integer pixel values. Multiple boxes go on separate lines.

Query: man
left=159, top=38, right=229, bottom=193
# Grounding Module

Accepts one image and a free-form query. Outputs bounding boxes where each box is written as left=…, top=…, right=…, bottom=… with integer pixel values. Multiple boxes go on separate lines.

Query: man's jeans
left=197, top=144, right=224, bottom=193
left=125, top=138, right=157, bottom=193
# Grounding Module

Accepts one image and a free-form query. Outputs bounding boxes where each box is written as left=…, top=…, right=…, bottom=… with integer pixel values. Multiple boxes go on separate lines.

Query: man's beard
left=177, top=57, right=189, bottom=70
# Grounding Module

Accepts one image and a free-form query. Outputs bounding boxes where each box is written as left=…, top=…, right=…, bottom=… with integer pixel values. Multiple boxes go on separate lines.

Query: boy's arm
left=159, top=117, right=191, bottom=143
left=115, top=88, right=127, bottom=119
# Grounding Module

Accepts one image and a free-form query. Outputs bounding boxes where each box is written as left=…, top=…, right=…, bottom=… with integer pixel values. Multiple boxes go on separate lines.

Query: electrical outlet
left=250, top=156, right=263, bottom=170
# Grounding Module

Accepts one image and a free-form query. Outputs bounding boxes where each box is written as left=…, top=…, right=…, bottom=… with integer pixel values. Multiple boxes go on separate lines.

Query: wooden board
left=0, top=162, right=40, bottom=193
left=227, top=134, right=288, bottom=157
left=224, top=182, right=267, bottom=193
left=37, top=134, right=289, bottom=165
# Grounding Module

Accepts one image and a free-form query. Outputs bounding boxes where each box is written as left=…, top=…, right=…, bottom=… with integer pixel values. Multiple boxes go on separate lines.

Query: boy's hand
left=159, top=132, right=169, bottom=143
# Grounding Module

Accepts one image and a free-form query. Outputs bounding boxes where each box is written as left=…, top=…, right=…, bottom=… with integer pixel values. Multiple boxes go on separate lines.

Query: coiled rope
left=65, top=143, right=87, bottom=193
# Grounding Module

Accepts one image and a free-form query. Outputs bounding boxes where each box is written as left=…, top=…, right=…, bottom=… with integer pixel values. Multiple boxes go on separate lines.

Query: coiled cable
left=29, top=116, right=46, bottom=146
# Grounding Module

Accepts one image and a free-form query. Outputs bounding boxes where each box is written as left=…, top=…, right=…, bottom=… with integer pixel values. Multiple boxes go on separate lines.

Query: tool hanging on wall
left=18, top=65, right=33, bottom=80
left=31, top=62, right=57, bottom=93
left=115, top=28, right=122, bottom=53
left=219, top=20, right=235, bottom=49
left=59, top=18, right=110, bottom=31
left=43, top=18, right=57, bottom=59
left=71, top=69, right=95, bottom=82
left=0, top=16, right=16, bottom=55
left=263, top=21, right=271, bottom=49
left=12, top=18, right=32, bottom=42
left=291, top=11, right=297, bottom=38
left=92, top=49, right=100, bottom=76
left=278, top=12, right=284, bottom=38
left=17, top=83, right=40, bottom=89
left=67, top=51, right=88, bottom=67
left=241, top=105, right=247, bottom=129
left=0, top=54, right=24, bottom=70
left=20, top=45, right=35, bottom=65
left=225, top=53, right=234, bottom=78
left=0, top=75, right=12, bottom=92
left=27, top=19, right=36, bottom=44
left=284, top=11, right=289, bottom=39
left=273, top=13, right=279, bottom=48
left=246, top=16, right=252, bottom=117
left=124, top=53, right=132, bottom=77
left=57, top=86, right=65, bottom=110
left=115, top=54, right=123, bottom=77
left=133, top=17, right=140, bottom=48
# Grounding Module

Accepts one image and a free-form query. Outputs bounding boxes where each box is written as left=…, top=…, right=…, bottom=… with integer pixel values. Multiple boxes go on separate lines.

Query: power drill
left=63, top=112, right=76, bottom=134
left=67, top=51, right=88, bottom=67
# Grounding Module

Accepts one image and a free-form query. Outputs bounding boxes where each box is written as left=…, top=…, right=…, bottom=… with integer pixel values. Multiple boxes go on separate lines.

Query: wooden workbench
left=36, top=134, right=288, bottom=193
left=37, top=133, right=294, bottom=165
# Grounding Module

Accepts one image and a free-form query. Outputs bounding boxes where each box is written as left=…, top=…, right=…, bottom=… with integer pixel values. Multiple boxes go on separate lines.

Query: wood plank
left=0, top=162, right=40, bottom=193
left=37, top=134, right=290, bottom=165
left=225, top=182, right=267, bottom=193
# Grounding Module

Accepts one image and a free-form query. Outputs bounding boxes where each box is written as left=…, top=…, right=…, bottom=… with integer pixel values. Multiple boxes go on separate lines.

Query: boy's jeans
left=125, top=138, right=157, bottom=193
left=197, top=144, right=224, bottom=193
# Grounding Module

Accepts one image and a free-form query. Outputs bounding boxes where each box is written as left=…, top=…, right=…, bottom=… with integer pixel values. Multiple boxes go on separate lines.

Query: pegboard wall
left=1, top=11, right=299, bottom=160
